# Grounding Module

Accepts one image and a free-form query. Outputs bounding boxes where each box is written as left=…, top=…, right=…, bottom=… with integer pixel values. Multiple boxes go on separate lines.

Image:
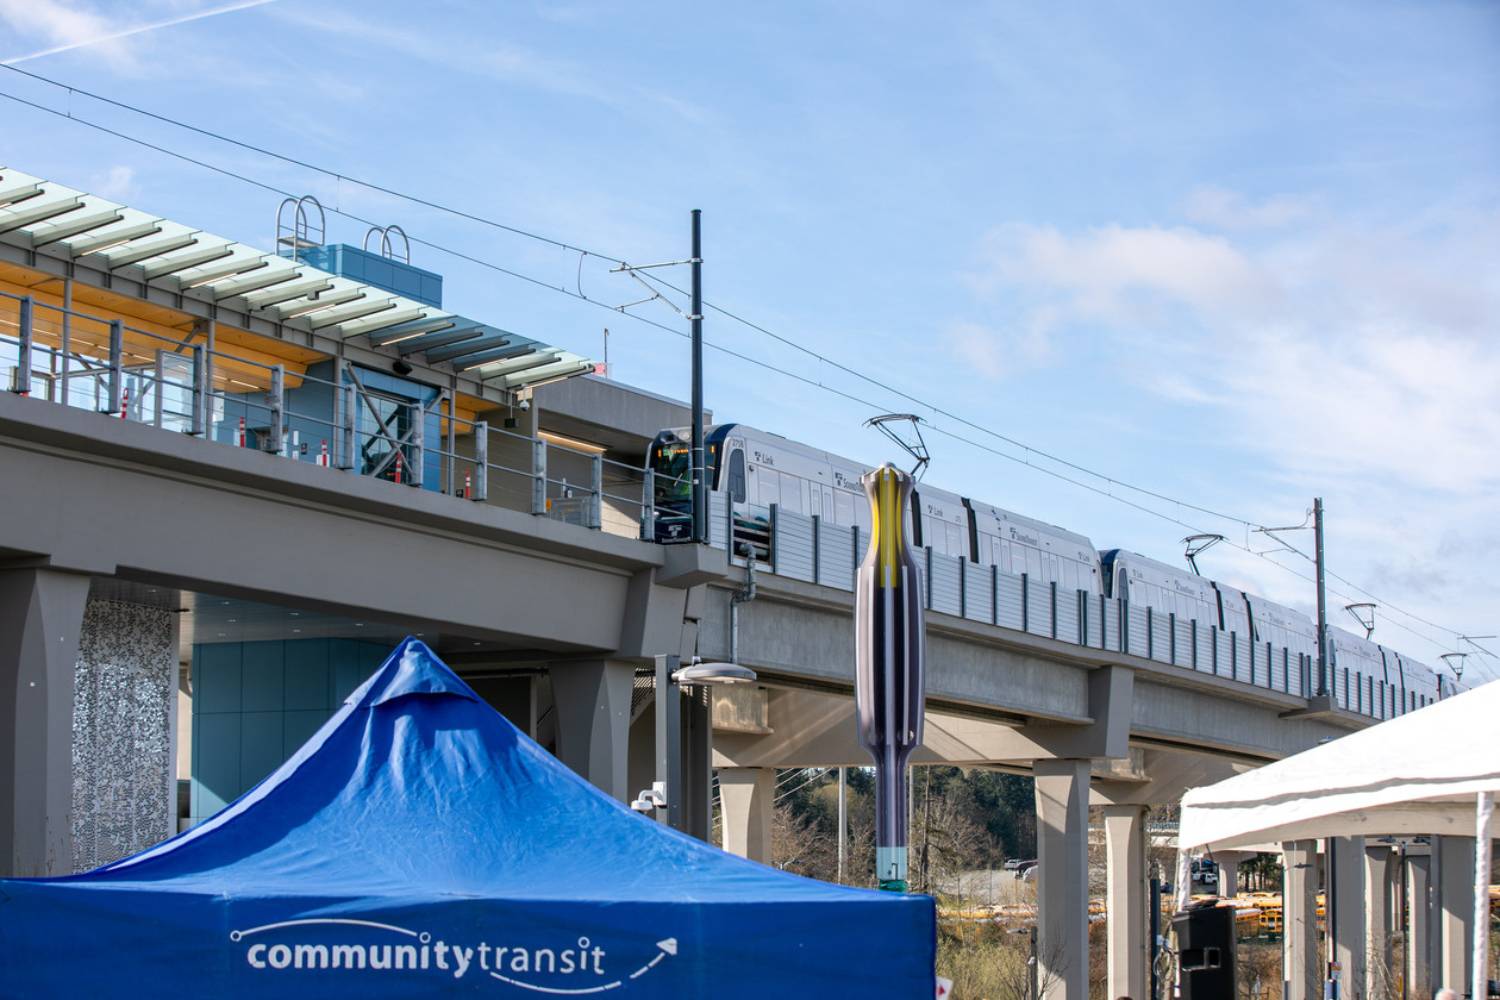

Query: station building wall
left=189, top=638, right=391, bottom=825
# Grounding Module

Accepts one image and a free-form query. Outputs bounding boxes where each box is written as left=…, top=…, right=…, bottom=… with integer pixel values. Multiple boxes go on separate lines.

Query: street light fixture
left=632, top=655, right=759, bottom=832
left=672, top=660, right=757, bottom=687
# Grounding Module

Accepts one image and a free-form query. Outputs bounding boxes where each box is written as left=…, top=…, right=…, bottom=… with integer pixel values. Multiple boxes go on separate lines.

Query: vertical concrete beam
left=1218, top=855, right=1238, bottom=897
left=1034, top=758, right=1090, bottom=1000
left=0, top=568, right=89, bottom=876
left=1330, top=836, right=1366, bottom=998
left=1405, top=852, right=1435, bottom=999
left=1364, top=844, right=1395, bottom=998
left=718, top=767, right=774, bottom=864
left=1282, top=841, right=1321, bottom=1000
left=1436, top=834, right=1474, bottom=994
left=1103, top=804, right=1147, bottom=1000
left=548, top=660, right=635, bottom=801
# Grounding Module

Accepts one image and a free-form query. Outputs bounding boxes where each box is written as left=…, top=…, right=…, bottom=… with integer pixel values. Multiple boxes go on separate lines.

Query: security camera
left=518, top=399, right=531, bottom=411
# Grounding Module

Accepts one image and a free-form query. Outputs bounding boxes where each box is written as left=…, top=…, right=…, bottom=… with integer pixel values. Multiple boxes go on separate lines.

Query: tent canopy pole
left=1475, top=791, right=1493, bottom=1000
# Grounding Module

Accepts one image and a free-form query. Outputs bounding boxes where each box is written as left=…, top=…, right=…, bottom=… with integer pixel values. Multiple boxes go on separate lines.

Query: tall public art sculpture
left=854, top=464, right=927, bottom=892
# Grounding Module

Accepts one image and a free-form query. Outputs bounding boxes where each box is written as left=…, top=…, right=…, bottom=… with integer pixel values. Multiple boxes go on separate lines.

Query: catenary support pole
left=1314, top=497, right=1328, bottom=696
left=837, top=766, right=847, bottom=883
left=689, top=209, right=706, bottom=544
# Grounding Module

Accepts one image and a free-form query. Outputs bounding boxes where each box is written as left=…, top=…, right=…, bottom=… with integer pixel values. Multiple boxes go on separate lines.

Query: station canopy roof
left=0, top=167, right=596, bottom=391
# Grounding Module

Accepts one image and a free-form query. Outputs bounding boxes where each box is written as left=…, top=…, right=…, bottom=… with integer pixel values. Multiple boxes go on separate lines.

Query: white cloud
left=961, top=191, right=1500, bottom=666
left=0, top=0, right=129, bottom=67
left=1183, top=186, right=1315, bottom=230
left=269, top=5, right=707, bottom=125
left=947, top=316, right=1053, bottom=379
left=974, top=222, right=1276, bottom=324
left=93, top=164, right=136, bottom=200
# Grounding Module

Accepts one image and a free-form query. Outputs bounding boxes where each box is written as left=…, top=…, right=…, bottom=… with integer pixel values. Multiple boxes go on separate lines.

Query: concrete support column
left=1364, top=845, right=1395, bottom=999
left=1329, top=835, right=1366, bottom=999
left=1218, top=854, right=1240, bottom=897
left=0, top=568, right=89, bottom=876
left=718, top=767, right=774, bottom=864
left=1282, top=840, right=1321, bottom=1000
left=1102, top=804, right=1147, bottom=1000
left=1034, top=758, right=1090, bottom=1000
left=1214, top=849, right=1254, bottom=898
left=1405, top=852, right=1435, bottom=999
left=1435, top=834, right=1474, bottom=994
left=548, top=659, right=635, bottom=801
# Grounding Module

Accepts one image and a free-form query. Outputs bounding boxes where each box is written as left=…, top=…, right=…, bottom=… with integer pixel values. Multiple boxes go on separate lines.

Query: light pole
left=633, top=655, right=756, bottom=834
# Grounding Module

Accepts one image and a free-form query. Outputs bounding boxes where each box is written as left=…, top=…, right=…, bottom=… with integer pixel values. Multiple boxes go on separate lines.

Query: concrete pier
left=1034, top=758, right=1090, bottom=1000
left=718, top=767, right=774, bottom=864
left=1103, top=804, right=1148, bottom=1000
left=0, top=568, right=89, bottom=876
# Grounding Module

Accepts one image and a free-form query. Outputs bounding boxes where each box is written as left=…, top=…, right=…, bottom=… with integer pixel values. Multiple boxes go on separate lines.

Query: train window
left=758, top=472, right=779, bottom=508
left=834, top=489, right=853, bottom=526
left=727, top=449, right=747, bottom=503
left=946, top=521, right=963, bottom=557
left=778, top=472, right=802, bottom=513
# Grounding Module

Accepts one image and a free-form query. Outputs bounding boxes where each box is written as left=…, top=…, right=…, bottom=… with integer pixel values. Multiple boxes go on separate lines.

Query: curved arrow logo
left=490, top=938, right=679, bottom=994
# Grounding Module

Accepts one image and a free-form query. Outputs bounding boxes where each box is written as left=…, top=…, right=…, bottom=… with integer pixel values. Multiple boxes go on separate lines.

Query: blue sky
left=2, top=1, right=1496, bottom=675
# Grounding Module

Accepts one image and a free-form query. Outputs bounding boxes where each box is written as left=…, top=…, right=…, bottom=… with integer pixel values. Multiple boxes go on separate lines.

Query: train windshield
left=650, top=439, right=693, bottom=511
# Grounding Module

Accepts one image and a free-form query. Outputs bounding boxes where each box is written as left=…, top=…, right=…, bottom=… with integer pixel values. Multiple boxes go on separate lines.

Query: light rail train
left=647, top=423, right=1452, bottom=715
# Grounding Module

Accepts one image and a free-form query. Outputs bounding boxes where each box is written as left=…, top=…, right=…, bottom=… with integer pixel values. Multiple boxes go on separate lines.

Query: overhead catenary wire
left=2, top=82, right=1489, bottom=675
left=0, top=63, right=1257, bottom=527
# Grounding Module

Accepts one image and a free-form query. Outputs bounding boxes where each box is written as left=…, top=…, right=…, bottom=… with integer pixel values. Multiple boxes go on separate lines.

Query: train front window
left=651, top=443, right=692, bottom=509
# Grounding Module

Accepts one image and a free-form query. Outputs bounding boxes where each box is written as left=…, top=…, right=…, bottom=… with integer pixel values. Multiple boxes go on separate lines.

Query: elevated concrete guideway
left=2, top=383, right=1381, bottom=1000
left=0, top=391, right=712, bottom=658
left=701, top=569, right=1366, bottom=765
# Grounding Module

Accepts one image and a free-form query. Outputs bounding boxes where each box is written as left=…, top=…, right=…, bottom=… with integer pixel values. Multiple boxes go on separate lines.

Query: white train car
left=648, top=422, right=1455, bottom=717
left=1100, top=549, right=1219, bottom=627
left=967, top=500, right=1102, bottom=596
left=1327, top=627, right=1386, bottom=714
left=648, top=423, right=1100, bottom=596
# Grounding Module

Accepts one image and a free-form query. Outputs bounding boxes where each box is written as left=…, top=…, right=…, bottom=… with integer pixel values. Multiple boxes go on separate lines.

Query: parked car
left=1014, top=860, right=1039, bottom=880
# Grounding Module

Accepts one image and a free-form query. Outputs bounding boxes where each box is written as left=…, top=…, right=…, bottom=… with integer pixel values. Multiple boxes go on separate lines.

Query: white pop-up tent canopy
left=1177, top=679, right=1499, bottom=998
left=1179, top=679, right=1500, bottom=851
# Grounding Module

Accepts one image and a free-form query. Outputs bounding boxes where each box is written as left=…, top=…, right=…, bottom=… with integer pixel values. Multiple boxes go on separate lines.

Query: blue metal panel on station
left=290, top=243, right=443, bottom=307
left=190, top=638, right=391, bottom=825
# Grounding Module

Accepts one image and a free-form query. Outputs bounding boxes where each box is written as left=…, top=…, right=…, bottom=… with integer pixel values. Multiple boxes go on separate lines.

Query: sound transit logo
left=230, top=918, right=680, bottom=994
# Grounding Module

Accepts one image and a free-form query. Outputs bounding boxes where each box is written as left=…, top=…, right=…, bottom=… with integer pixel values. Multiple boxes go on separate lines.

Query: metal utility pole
left=836, top=766, right=847, bottom=884
left=689, top=209, right=706, bottom=544
left=1314, top=497, right=1328, bottom=697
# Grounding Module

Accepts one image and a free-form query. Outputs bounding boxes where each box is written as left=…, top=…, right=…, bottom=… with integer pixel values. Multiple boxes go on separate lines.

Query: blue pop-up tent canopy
left=0, top=639, right=935, bottom=997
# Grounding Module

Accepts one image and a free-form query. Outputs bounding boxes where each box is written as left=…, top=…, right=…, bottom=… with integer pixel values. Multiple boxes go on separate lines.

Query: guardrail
left=703, top=489, right=1423, bottom=722
left=0, top=290, right=674, bottom=537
